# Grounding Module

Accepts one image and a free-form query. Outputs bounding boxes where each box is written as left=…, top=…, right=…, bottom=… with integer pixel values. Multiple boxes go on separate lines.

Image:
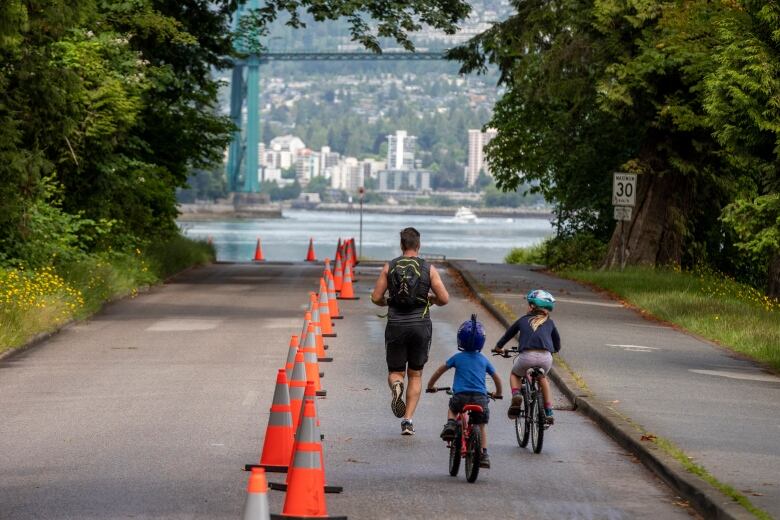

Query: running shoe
left=507, top=394, right=523, bottom=419
left=480, top=452, right=491, bottom=468
left=390, top=381, right=406, bottom=418
left=545, top=408, right=555, bottom=425
left=401, top=419, right=415, bottom=435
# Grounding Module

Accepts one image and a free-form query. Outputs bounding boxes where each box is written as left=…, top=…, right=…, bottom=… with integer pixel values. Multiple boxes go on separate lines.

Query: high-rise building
left=387, top=130, right=417, bottom=170
left=295, top=149, right=320, bottom=187
left=466, top=128, right=498, bottom=186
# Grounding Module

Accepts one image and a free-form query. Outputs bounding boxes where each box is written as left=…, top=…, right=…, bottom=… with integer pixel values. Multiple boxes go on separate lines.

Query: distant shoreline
left=176, top=202, right=552, bottom=220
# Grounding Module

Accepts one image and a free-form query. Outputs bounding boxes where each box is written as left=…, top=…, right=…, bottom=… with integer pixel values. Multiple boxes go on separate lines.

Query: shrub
left=506, top=233, right=607, bottom=270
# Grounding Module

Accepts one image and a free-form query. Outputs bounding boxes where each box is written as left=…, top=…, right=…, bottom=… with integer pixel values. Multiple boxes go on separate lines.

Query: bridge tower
left=226, top=0, right=262, bottom=194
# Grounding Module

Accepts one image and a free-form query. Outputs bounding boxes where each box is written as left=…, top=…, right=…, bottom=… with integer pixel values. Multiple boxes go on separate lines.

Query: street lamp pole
left=358, top=186, right=365, bottom=259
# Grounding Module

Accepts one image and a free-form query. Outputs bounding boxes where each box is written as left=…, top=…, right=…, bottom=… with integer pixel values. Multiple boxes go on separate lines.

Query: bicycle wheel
left=448, top=425, right=461, bottom=476
left=530, top=386, right=545, bottom=453
left=516, top=388, right=530, bottom=448
left=464, top=426, right=481, bottom=483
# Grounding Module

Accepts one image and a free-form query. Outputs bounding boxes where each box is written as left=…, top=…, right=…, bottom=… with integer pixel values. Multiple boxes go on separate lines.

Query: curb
left=448, top=260, right=753, bottom=520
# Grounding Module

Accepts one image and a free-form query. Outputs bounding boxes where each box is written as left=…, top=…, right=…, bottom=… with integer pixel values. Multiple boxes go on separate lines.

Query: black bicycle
left=426, top=387, right=501, bottom=483
left=493, top=348, right=549, bottom=453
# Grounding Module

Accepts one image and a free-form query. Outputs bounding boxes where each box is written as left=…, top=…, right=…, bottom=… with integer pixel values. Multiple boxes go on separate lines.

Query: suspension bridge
left=225, top=3, right=452, bottom=194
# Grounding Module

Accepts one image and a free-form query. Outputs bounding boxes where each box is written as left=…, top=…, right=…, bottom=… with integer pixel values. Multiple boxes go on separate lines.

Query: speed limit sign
left=613, top=173, right=637, bottom=206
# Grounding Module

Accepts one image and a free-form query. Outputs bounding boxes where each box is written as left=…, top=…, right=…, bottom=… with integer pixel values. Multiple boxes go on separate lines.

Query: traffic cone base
left=268, top=482, right=343, bottom=494
left=245, top=463, right=287, bottom=473
left=270, top=514, right=347, bottom=520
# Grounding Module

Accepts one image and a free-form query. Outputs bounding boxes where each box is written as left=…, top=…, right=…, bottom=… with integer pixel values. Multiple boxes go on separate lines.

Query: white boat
left=453, top=206, right=479, bottom=222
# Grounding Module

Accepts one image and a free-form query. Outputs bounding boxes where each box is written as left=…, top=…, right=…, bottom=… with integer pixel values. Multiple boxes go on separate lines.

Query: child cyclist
left=492, top=289, right=560, bottom=424
left=427, top=315, right=502, bottom=468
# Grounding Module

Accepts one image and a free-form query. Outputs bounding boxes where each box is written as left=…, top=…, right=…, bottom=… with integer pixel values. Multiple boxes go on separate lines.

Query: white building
left=387, top=130, right=417, bottom=170
left=378, top=169, right=431, bottom=192
left=466, top=128, right=498, bottom=186
left=295, top=149, right=320, bottom=187
left=268, top=135, right=306, bottom=170
left=330, top=157, right=364, bottom=193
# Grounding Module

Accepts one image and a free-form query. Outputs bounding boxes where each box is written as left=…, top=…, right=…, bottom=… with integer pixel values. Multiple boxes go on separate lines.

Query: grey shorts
left=448, top=392, right=490, bottom=424
left=512, top=350, right=553, bottom=377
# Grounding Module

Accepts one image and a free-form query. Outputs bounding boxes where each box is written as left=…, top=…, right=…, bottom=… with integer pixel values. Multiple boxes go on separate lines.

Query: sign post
left=358, top=186, right=365, bottom=259
left=612, top=173, right=637, bottom=271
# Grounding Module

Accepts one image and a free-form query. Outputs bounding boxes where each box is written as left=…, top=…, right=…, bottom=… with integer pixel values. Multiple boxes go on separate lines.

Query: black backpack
left=388, top=257, right=428, bottom=307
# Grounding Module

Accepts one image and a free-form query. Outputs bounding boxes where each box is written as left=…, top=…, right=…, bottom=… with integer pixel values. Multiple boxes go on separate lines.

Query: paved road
left=0, top=262, right=694, bottom=519
left=455, top=260, right=780, bottom=517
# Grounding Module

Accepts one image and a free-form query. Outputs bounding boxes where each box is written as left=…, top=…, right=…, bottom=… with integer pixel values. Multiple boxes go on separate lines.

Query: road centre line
left=146, top=319, right=221, bottom=331
left=606, top=344, right=661, bottom=352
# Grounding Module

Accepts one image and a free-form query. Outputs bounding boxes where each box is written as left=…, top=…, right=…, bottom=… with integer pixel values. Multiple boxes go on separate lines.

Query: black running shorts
left=385, top=320, right=432, bottom=372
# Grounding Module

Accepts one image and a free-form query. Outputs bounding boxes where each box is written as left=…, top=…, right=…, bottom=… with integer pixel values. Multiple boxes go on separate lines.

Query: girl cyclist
left=492, top=289, right=560, bottom=424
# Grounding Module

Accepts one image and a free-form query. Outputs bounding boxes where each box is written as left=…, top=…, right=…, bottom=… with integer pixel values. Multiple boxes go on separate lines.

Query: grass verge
left=561, top=266, right=780, bottom=372
left=0, top=235, right=214, bottom=355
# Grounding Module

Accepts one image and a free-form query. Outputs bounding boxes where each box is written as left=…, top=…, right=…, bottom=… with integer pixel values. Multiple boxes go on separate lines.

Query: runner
left=371, top=227, right=449, bottom=435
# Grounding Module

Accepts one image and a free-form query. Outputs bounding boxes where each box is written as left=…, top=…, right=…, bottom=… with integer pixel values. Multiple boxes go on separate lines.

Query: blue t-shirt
left=446, top=351, right=496, bottom=394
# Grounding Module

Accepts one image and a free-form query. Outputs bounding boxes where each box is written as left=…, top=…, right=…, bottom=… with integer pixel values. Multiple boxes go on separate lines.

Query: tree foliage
left=454, top=0, right=780, bottom=296
left=1, top=0, right=473, bottom=268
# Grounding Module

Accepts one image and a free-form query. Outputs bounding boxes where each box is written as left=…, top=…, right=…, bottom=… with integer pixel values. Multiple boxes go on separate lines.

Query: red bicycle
left=426, top=387, right=501, bottom=483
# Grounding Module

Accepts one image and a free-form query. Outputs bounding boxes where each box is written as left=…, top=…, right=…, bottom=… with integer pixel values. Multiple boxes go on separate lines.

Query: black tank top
left=387, top=256, right=432, bottom=323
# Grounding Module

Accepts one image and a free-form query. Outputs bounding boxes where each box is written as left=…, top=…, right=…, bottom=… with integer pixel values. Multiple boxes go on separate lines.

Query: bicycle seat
left=527, top=367, right=546, bottom=377
left=463, top=404, right=484, bottom=413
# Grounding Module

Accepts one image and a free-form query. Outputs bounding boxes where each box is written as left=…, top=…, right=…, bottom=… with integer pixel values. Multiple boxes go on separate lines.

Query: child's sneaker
left=479, top=452, right=491, bottom=468
left=507, top=394, right=523, bottom=419
left=401, top=419, right=415, bottom=435
left=390, top=381, right=406, bottom=418
left=545, top=408, right=554, bottom=424
left=440, top=420, right=457, bottom=441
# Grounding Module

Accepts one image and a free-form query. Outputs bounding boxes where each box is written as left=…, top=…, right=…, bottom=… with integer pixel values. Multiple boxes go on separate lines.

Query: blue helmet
left=457, top=314, right=486, bottom=352
left=526, top=289, right=555, bottom=311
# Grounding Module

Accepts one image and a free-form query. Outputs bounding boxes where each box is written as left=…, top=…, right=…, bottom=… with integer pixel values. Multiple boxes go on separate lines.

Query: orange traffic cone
left=305, top=238, right=317, bottom=262
left=284, top=335, right=299, bottom=382
left=306, top=300, right=332, bottom=363
left=300, top=324, right=326, bottom=396
left=318, top=280, right=336, bottom=338
left=337, top=263, right=359, bottom=300
left=334, top=238, right=342, bottom=265
left=271, top=402, right=347, bottom=519
left=309, top=293, right=327, bottom=353
left=242, top=467, right=271, bottom=520
left=299, top=311, right=312, bottom=347
left=332, top=252, right=343, bottom=292
left=246, top=369, right=295, bottom=473
left=288, top=352, right=307, bottom=433
left=253, top=238, right=266, bottom=262
left=324, top=270, right=342, bottom=319
left=269, top=382, right=343, bottom=495
left=348, top=238, right=358, bottom=266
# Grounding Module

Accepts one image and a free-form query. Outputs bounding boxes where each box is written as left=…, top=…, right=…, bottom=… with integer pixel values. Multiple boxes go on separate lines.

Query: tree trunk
left=768, top=252, right=780, bottom=300
left=604, top=172, right=691, bottom=268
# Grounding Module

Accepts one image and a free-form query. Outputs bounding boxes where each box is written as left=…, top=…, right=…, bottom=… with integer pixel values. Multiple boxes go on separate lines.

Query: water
left=179, top=210, right=553, bottom=263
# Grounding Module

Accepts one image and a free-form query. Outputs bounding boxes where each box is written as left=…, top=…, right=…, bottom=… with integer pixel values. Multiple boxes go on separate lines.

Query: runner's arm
left=426, top=363, right=450, bottom=389
left=370, top=263, right=390, bottom=306
left=428, top=264, right=449, bottom=306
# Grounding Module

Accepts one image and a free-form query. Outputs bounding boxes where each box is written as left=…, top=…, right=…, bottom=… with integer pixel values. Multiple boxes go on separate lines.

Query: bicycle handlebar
left=492, top=347, right=519, bottom=358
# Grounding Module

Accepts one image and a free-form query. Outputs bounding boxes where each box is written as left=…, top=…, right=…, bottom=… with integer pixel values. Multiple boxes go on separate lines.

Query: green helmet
left=526, top=289, right=555, bottom=311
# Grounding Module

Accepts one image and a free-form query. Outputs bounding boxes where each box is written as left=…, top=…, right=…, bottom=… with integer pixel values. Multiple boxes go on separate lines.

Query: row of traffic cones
left=251, top=238, right=322, bottom=263
left=252, top=237, right=359, bottom=265
left=242, top=239, right=359, bottom=519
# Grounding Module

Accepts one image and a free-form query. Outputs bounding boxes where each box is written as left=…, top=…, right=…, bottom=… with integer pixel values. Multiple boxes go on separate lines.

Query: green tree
left=706, top=1, right=780, bottom=296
